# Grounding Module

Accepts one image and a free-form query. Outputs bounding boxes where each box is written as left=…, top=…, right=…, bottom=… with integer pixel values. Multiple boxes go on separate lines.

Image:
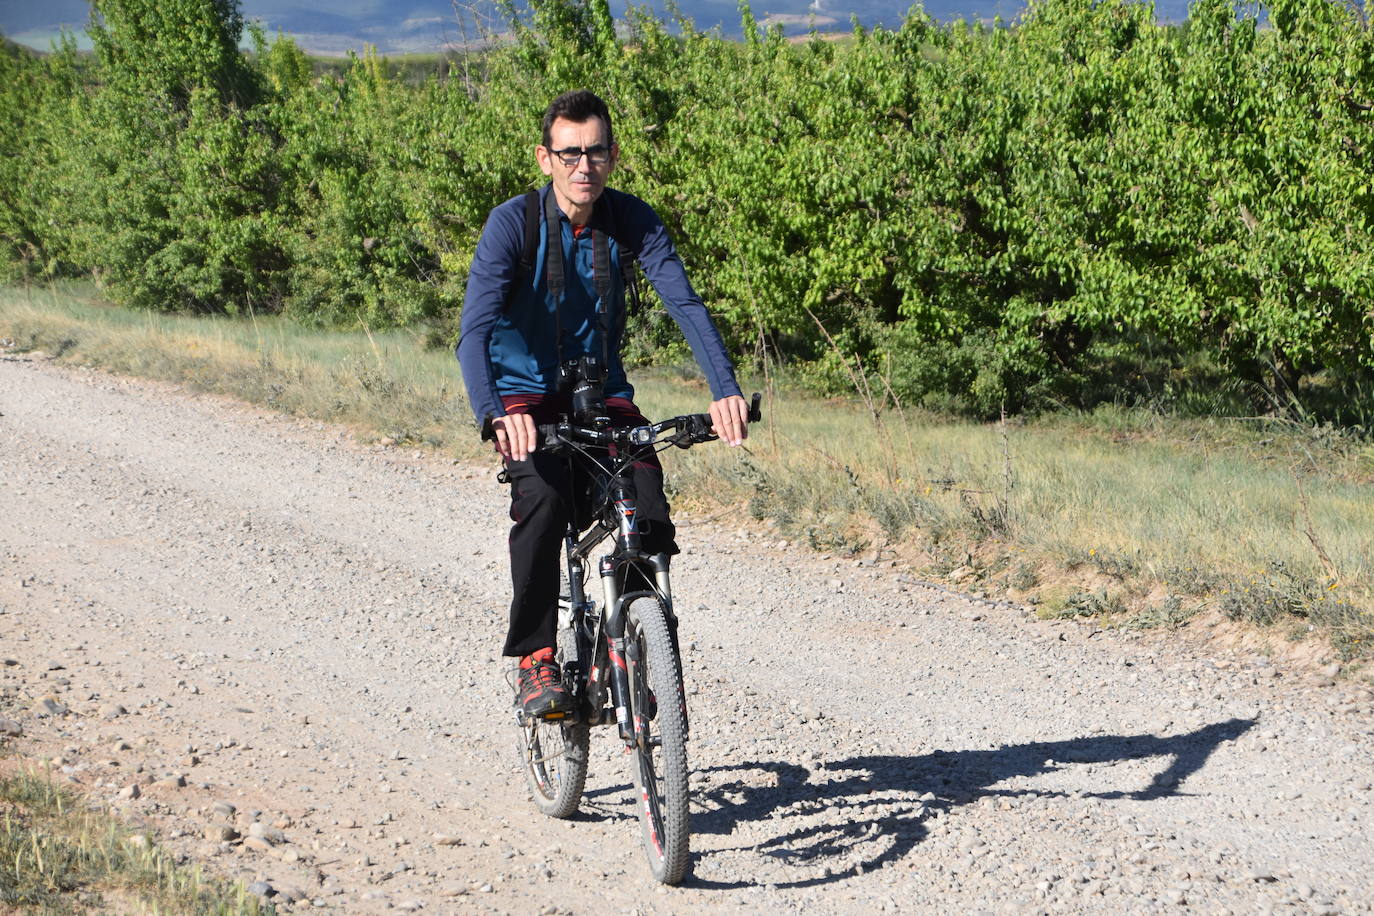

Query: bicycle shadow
left=673, top=717, right=1256, bottom=891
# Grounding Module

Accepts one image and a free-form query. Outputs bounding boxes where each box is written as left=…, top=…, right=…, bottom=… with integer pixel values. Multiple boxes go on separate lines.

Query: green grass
left=0, top=763, right=271, bottom=914
left=3, top=282, right=1372, bottom=664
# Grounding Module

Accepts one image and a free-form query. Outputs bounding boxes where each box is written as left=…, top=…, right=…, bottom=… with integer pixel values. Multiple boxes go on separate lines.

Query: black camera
left=557, top=355, right=611, bottom=429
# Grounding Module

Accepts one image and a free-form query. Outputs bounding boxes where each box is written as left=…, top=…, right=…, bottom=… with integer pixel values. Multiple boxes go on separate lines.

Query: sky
left=0, top=0, right=1191, bottom=54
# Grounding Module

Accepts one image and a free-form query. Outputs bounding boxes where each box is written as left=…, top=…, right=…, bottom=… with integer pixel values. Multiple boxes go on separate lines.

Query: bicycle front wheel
left=624, top=596, right=690, bottom=884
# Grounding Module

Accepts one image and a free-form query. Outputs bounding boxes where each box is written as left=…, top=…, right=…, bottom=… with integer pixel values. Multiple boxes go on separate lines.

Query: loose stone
left=34, top=696, right=69, bottom=717
left=248, top=822, right=286, bottom=844
left=246, top=880, right=275, bottom=899
left=205, top=824, right=238, bottom=842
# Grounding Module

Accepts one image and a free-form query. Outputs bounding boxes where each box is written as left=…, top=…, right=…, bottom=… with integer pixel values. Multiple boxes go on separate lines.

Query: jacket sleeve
left=621, top=194, right=743, bottom=402
left=457, top=199, right=524, bottom=426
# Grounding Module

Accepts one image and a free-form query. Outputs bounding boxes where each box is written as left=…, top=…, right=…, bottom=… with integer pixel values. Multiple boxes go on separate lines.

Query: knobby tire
left=625, top=596, right=690, bottom=885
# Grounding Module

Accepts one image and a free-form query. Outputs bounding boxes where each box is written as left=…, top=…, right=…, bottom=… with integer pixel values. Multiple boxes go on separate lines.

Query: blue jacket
left=457, top=184, right=742, bottom=425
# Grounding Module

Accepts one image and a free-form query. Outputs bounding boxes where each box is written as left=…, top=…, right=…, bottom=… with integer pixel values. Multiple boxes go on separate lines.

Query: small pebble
left=241, top=836, right=273, bottom=853
left=34, top=696, right=69, bottom=717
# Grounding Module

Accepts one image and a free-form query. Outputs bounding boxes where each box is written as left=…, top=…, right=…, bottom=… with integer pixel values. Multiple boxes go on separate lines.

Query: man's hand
left=709, top=394, right=749, bottom=447
left=492, top=412, right=538, bottom=462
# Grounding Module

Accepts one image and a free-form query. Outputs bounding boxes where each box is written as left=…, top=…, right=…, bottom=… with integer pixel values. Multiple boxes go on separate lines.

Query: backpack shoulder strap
left=519, top=189, right=540, bottom=276
left=596, top=189, right=637, bottom=266
left=503, top=189, right=541, bottom=311
left=595, top=189, right=644, bottom=318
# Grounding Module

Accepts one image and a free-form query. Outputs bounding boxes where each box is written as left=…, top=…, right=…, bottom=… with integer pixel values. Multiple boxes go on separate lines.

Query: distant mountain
left=1, top=0, right=1195, bottom=55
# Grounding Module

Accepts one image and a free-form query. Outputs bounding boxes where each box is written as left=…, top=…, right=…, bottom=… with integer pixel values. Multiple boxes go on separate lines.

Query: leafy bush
left=2, top=0, right=1372, bottom=420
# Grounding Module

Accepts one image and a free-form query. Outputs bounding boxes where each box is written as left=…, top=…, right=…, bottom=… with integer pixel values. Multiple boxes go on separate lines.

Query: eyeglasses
left=548, top=145, right=612, bottom=168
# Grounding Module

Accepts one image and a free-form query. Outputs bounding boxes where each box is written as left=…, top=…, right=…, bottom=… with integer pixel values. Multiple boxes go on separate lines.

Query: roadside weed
left=0, top=766, right=269, bottom=913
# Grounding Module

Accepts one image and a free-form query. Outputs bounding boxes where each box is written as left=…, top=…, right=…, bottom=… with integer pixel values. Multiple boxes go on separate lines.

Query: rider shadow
left=680, top=717, right=1255, bottom=891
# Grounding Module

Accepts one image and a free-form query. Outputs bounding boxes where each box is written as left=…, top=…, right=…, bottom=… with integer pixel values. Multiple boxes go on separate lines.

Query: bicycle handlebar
left=516, top=392, right=762, bottom=453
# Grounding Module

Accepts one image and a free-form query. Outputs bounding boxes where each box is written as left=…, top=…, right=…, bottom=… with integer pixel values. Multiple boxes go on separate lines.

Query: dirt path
left=1, top=352, right=1371, bottom=914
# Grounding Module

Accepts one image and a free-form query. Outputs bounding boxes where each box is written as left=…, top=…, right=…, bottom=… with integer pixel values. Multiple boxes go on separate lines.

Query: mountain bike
left=506, top=373, right=761, bottom=885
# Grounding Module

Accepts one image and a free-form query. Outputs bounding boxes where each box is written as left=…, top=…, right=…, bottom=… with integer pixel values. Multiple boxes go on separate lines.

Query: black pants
left=501, top=395, right=678, bottom=658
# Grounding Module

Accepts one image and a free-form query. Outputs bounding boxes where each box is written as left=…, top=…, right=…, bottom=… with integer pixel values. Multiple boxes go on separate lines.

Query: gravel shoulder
left=2, top=352, right=1372, bottom=914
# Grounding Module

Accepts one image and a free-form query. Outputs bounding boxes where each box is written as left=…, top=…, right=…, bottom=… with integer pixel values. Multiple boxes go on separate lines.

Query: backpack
left=507, top=188, right=644, bottom=320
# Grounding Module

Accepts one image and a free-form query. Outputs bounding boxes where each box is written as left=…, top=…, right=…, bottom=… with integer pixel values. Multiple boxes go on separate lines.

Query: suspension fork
left=646, top=551, right=673, bottom=619
left=601, top=469, right=679, bottom=743
left=600, top=553, right=632, bottom=742
left=602, top=550, right=674, bottom=744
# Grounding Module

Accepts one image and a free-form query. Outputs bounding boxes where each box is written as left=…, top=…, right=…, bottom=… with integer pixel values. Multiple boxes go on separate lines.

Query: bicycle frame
left=556, top=460, right=674, bottom=748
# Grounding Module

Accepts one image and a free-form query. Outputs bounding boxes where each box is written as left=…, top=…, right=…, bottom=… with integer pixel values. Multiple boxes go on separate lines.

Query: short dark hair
left=542, top=90, right=614, bottom=148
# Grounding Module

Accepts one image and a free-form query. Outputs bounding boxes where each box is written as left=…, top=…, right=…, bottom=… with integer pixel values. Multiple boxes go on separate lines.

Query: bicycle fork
left=601, top=551, right=673, bottom=748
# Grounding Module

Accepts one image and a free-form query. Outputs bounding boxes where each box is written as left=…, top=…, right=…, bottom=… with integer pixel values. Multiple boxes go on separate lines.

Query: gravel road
left=1, top=352, right=1372, bottom=914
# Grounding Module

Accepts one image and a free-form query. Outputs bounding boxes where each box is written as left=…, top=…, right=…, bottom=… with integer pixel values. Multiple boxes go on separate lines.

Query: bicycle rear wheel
left=515, top=712, right=589, bottom=819
left=624, top=596, right=690, bottom=884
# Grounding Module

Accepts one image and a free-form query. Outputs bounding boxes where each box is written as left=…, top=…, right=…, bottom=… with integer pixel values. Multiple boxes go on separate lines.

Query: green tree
left=0, top=33, right=88, bottom=281
left=88, top=0, right=259, bottom=108
left=55, top=0, right=287, bottom=311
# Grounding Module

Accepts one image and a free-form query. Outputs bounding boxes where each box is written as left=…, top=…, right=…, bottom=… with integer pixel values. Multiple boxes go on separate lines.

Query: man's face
left=536, top=115, right=617, bottom=218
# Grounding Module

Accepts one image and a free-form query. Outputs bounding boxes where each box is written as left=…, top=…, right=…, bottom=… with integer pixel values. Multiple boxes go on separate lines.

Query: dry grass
left=0, top=283, right=485, bottom=459
left=3, top=282, right=1372, bottom=664
left=0, top=762, right=270, bottom=914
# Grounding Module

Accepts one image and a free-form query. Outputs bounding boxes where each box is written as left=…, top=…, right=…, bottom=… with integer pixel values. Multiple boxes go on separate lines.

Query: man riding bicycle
left=456, top=90, right=749, bottom=720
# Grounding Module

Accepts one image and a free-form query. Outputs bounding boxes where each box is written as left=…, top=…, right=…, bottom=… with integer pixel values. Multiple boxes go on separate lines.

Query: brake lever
left=536, top=423, right=569, bottom=454
left=677, top=414, right=716, bottom=448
